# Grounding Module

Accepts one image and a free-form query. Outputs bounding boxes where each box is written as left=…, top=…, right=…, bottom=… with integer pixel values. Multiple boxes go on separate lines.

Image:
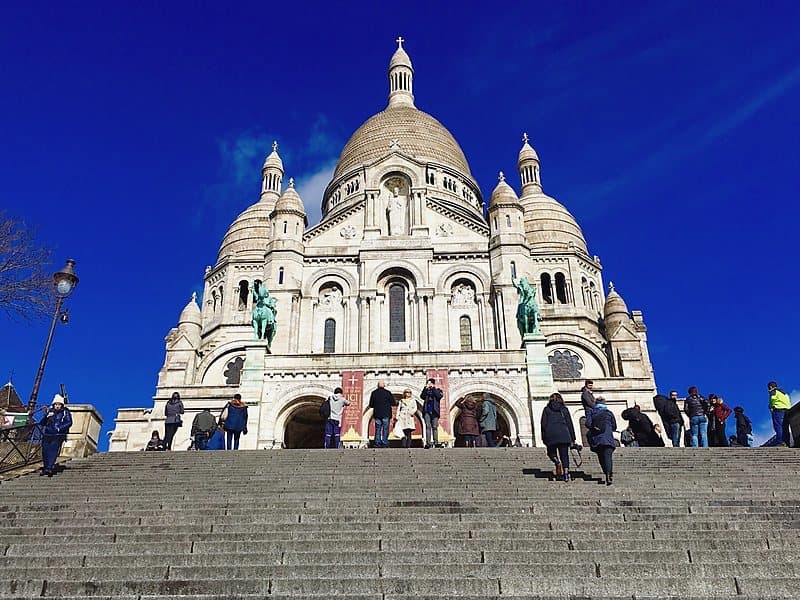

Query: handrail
left=0, top=406, right=49, bottom=475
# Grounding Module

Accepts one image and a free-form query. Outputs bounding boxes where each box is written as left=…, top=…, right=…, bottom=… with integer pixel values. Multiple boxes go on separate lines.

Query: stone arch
left=545, top=335, right=609, bottom=378
left=448, top=379, right=530, bottom=442
left=435, top=264, right=490, bottom=295
left=368, top=162, right=421, bottom=189
left=302, top=267, right=357, bottom=297
left=274, top=395, right=328, bottom=449
left=370, top=262, right=424, bottom=289
left=199, top=343, right=248, bottom=385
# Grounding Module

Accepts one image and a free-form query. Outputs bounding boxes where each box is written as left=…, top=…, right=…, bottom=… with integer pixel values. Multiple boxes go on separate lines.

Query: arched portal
left=282, top=397, right=327, bottom=449
left=451, top=392, right=515, bottom=447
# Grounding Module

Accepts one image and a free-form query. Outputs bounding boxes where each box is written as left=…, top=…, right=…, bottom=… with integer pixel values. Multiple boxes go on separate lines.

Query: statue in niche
left=386, top=185, right=407, bottom=236
left=513, top=277, right=541, bottom=337
left=451, top=283, right=475, bottom=306
left=320, top=286, right=343, bottom=307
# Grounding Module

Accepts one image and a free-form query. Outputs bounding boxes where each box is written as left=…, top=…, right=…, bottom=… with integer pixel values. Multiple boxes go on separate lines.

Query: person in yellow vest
left=768, top=381, right=792, bottom=446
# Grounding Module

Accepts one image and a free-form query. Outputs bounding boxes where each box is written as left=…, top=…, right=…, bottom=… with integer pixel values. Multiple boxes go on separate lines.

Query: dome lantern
left=517, top=132, right=542, bottom=193
left=388, top=36, right=414, bottom=108
left=261, top=140, right=284, bottom=203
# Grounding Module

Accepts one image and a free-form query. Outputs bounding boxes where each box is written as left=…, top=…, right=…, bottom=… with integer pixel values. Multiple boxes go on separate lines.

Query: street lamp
left=27, top=259, right=79, bottom=418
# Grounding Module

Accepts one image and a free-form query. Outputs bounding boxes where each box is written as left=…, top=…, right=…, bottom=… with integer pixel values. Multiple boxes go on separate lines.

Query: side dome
left=489, top=172, right=519, bottom=208
left=603, top=282, right=629, bottom=320
left=333, top=106, right=473, bottom=181
left=274, top=179, right=306, bottom=214
left=521, top=190, right=589, bottom=254
left=217, top=201, right=272, bottom=262
left=178, top=292, right=201, bottom=327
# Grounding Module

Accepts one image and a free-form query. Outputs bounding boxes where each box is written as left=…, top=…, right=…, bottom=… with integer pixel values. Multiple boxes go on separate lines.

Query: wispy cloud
left=296, top=160, right=336, bottom=226
left=752, top=418, right=775, bottom=447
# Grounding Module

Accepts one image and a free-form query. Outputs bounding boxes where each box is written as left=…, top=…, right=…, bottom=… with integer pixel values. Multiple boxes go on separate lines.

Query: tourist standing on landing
left=684, top=387, right=709, bottom=448
left=369, top=381, right=396, bottom=448
left=420, top=378, right=443, bottom=449
left=163, top=392, right=184, bottom=450
left=479, top=393, right=498, bottom=447
left=395, top=389, right=416, bottom=448
left=580, top=380, right=595, bottom=418
left=324, top=387, right=350, bottom=449
left=768, top=381, right=792, bottom=446
left=220, top=393, right=248, bottom=450
left=456, top=397, right=480, bottom=448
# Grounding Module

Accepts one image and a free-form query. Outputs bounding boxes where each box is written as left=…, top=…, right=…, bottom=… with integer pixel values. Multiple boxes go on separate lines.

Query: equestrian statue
left=252, top=282, right=277, bottom=346
left=513, top=277, right=541, bottom=337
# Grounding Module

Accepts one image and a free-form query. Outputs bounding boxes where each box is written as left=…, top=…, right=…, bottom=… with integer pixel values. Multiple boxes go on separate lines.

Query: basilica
left=109, top=40, right=658, bottom=451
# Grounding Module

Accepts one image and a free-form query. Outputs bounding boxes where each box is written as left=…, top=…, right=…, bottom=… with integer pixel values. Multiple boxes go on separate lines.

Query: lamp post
left=27, top=259, right=79, bottom=418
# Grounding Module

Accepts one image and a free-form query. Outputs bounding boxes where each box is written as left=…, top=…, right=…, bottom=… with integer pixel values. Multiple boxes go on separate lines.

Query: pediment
left=608, top=322, right=639, bottom=342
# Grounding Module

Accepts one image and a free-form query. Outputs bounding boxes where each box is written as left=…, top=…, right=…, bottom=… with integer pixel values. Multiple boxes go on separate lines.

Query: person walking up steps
left=586, top=398, right=617, bottom=486
left=733, top=406, right=753, bottom=447
left=541, top=393, right=576, bottom=482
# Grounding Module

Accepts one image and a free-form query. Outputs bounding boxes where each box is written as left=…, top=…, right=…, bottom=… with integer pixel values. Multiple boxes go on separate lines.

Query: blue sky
left=1, top=1, right=798, bottom=448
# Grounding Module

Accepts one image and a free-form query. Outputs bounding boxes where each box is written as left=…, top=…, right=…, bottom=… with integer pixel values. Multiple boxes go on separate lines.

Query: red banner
left=340, top=370, right=364, bottom=440
left=426, top=369, right=451, bottom=434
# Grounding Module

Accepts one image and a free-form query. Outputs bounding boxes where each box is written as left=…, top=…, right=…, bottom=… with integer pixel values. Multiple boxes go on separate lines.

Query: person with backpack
left=710, top=396, right=732, bottom=447
left=420, top=378, right=443, bottom=449
left=684, top=386, right=709, bottom=448
left=39, top=394, right=72, bottom=476
left=733, top=406, right=753, bottom=447
left=586, top=398, right=617, bottom=486
left=220, top=393, right=248, bottom=450
left=191, top=409, right=217, bottom=451
left=322, top=387, right=350, bottom=449
left=163, top=392, right=184, bottom=450
left=479, top=393, right=498, bottom=448
left=541, top=392, right=576, bottom=482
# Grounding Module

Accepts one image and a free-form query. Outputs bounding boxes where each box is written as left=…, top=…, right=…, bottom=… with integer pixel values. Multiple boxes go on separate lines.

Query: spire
left=517, top=132, right=541, bottom=193
left=261, top=141, right=284, bottom=200
left=388, top=37, right=414, bottom=108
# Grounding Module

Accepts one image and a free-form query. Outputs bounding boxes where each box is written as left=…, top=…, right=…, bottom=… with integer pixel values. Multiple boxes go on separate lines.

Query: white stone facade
left=109, top=41, right=658, bottom=452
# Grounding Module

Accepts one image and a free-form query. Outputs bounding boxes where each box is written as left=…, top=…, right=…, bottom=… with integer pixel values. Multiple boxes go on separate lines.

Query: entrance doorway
left=452, top=394, right=513, bottom=447
left=283, top=401, right=326, bottom=449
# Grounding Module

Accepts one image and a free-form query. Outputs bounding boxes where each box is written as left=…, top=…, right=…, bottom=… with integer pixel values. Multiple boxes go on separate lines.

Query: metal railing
left=0, top=407, right=48, bottom=475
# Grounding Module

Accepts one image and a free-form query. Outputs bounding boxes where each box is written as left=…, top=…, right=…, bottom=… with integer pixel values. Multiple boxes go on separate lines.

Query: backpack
left=620, top=429, right=636, bottom=446
left=319, top=398, right=331, bottom=419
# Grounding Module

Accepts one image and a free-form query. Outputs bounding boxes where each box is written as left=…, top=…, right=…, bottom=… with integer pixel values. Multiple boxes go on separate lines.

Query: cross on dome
left=396, top=36, right=405, bottom=49
left=272, top=140, right=278, bottom=152
left=288, top=177, right=295, bottom=188
left=498, top=171, right=505, bottom=182
left=608, top=281, right=615, bottom=292
left=191, top=291, right=197, bottom=302
left=389, top=139, right=400, bottom=150
left=522, top=132, right=529, bottom=144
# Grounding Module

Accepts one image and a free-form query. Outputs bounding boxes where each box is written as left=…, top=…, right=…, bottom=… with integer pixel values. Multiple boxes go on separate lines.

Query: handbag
left=392, top=421, right=405, bottom=439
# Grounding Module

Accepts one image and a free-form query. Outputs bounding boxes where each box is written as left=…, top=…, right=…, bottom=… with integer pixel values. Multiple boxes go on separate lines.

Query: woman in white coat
left=395, top=389, right=417, bottom=448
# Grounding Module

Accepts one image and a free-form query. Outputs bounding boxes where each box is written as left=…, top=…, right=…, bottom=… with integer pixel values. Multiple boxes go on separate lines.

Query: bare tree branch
left=0, top=212, right=54, bottom=321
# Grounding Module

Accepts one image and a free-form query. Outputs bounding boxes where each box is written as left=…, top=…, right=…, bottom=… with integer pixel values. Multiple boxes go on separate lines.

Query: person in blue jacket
left=220, top=394, right=248, bottom=450
left=205, top=421, right=225, bottom=450
left=39, top=394, right=72, bottom=476
left=586, top=397, right=617, bottom=486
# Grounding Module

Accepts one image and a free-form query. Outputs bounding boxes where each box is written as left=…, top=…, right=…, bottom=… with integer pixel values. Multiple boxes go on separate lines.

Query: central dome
left=333, top=105, right=473, bottom=180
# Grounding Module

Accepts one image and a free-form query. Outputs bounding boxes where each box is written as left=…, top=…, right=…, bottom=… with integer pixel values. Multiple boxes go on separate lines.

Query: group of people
left=147, top=392, right=249, bottom=451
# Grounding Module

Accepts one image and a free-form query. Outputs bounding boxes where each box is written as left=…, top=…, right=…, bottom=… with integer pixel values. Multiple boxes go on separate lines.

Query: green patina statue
left=252, top=282, right=277, bottom=345
left=513, top=277, right=541, bottom=337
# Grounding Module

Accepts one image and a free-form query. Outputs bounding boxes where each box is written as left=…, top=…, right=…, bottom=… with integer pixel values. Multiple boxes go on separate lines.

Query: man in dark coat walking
left=541, top=393, right=576, bottom=481
left=368, top=381, right=396, bottom=448
left=621, top=404, right=661, bottom=447
left=580, top=380, right=596, bottom=418
left=653, top=392, right=683, bottom=447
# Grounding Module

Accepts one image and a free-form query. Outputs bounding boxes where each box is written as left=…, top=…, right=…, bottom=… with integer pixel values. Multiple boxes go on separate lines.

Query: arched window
left=218, top=286, right=224, bottom=309
left=555, top=272, right=568, bottom=304
left=510, top=261, right=517, bottom=280
left=238, top=280, right=249, bottom=310
left=540, top=273, right=553, bottom=304
left=389, top=283, right=406, bottom=342
left=581, top=277, right=588, bottom=306
left=212, top=290, right=218, bottom=312
left=283, top=221, right=287, bottom=234
left=278, top=267, right=284, bottom=285
left=505, top=214, right=511, bottom=227
left=459, top=316, right=472, bottom=351
left=589, top=281, right=596, bottom=310
left=323, top=318, right=336, bottom=353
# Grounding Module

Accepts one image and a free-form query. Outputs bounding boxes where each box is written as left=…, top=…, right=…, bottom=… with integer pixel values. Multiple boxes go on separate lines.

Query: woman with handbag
left=540, top=392, right=576, bottom=481
left=163, top=392, right=184, bottom=450
left=395, top=389, right=416, bottom=448
left=220, top=393, right=248, bottom=450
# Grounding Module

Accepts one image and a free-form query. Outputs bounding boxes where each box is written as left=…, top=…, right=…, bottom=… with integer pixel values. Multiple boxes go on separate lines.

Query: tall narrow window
left=555, top=272, right=568, bottom=304
left=510, top=261, right=517, bottom=280
left=589, top=281, right=596, bottom=310
left=505, top=214, right=511, bottom=227
left=283, top=221, right=287, bottom=234
left=278, top=268, right=284, bottom=285
left=389, top=283, right=406, bottom=342
left=540, top=273, right=553, bottom=304
left=459, top=316, right=472, bottom=351
left=323, top=319, right=336, bottom=353
left=212, top=290, right=218, bottom=312
left=238, top=280, right=249, bottom=310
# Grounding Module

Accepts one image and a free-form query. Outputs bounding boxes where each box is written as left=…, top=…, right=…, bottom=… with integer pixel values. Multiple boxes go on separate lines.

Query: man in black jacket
left=621, top=404, right=661, bottom=447
left=653, top=392, right=683, bottom=447
left=580, top=380, right=596, bottom=418
left=368, top=381, right=396, bottom=448
left=684, top=386, right=709, bottom=448
left=420, top=378, right=443, bottom=449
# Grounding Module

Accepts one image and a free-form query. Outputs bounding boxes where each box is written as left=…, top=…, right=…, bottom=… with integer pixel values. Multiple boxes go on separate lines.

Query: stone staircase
left=0, top=448, right=799, bottom=599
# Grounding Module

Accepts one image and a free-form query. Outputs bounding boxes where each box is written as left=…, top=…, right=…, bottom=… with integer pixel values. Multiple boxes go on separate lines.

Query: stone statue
left=513, top=277, right=541, bottom=337
left=252, top=282, right=277, bottom=345
left=387, top=186, right=406, bottom=236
